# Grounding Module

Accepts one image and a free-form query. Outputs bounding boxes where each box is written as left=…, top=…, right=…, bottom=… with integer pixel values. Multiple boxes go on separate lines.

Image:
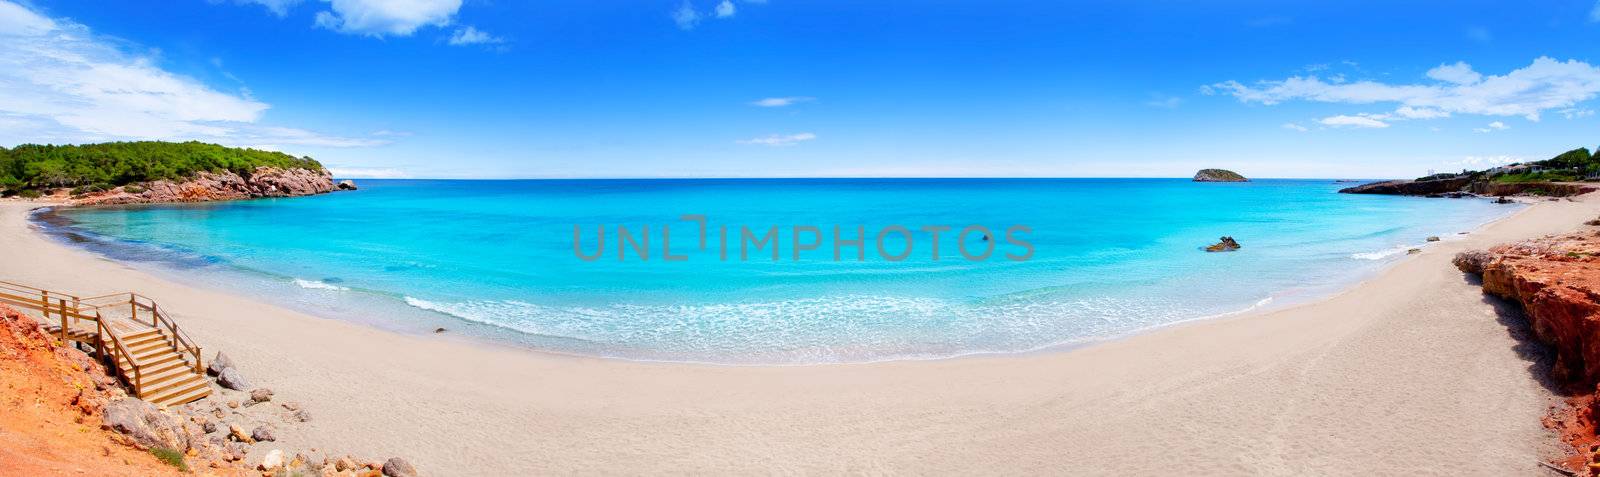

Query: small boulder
left=250, top=388, right=274, bottom=403
left=251, top=425, right=276, bottom=442
left=1407, top=248, right=1422, bottom=255
left=434, top=327, right=447, bottom=333
left=259, top=449, right=284, bottom=471
left=1204, top=236, right=1241, bottom=253
left=218, top=367, right=252, bottom=391
left=382, top=457, right=418, bottom=477
left=207, top=352, right=234, bottom=376
left=228, top=423, right=254, bottom=444
left=337, top=180, right=358, bottom=191
left=1426, top=236, right=1440, bottom=242
left=335, top=456, right=357, bottom=472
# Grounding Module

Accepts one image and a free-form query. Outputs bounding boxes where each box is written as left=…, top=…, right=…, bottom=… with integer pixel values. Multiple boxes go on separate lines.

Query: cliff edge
left=1455, top=231, right=1600, bottom=474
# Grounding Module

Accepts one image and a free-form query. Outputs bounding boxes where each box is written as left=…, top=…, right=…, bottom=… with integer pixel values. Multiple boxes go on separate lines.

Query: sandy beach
left=0, top=196, right=1587, bottom=475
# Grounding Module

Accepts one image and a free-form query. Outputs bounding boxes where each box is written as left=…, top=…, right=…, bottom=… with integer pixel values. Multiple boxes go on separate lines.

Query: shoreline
left=18, top=193, right=1524, bottom=367
left=0, top=196, right=1586, bottom=474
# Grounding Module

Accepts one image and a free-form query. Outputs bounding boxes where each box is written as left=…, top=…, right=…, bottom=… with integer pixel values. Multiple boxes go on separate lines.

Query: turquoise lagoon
left=39, top=179, right=1517, bottom=364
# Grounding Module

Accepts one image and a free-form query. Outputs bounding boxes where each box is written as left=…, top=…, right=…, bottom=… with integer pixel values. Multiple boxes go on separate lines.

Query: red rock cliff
left=1455, top=232, right=1600, bottom=473
left=70, top=167, right=336, bottom=206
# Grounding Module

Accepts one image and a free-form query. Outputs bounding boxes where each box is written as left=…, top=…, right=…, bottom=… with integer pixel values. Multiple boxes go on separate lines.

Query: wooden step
left=128, top=340, right=172, bottom=357
left=143, top=376, right=211, bottom=407
left=139, top=375, right=200, bottom=399
left=135, top=365, right=197, bottom=390
left=132, top=345, right=177, bottom=361
left=122, top=333, right=168, bottom=348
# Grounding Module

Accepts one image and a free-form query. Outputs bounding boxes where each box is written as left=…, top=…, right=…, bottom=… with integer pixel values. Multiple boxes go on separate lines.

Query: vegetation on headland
left=0, top=141, right=323, bottom=197
left=1419, top=146, right=1599, bottom=183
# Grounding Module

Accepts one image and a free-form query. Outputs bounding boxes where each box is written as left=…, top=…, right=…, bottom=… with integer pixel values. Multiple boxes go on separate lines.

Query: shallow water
left=42, top=178, right=1518, bottom=363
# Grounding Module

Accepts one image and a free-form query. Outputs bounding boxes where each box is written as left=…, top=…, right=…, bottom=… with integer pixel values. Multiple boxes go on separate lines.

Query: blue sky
left=2, top=0, right=1600, bottom=179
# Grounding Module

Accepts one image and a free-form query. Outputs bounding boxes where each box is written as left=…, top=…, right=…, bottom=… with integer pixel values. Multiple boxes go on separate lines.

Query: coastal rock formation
left=1341, top=177, right=1595, bottom=197
left=102, top=398, right=190, bottom=451
left=1205, top=236, right=1240, bottom=252
left=70, top=166, right=336, bottom=206
left=1454, top=231, right=1600, bottom=473
left=338, top=180, right=359, bottom=190
left=1192, top=169, right=1248, bottom=182
left=1338, top=178, right=1472, bottom=195
left=1470, top=181, right=1596, bottom=197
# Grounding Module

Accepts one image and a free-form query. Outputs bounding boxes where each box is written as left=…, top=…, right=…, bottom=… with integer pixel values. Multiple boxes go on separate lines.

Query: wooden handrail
left=2, top=280, right=195, bottom=393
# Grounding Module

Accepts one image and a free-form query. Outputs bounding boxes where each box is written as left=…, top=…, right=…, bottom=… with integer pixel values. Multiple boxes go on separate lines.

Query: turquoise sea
left=39, top=179, right=1517, bottom=364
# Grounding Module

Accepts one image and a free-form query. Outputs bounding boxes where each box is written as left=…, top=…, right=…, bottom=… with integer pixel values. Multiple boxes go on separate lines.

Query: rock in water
left=382, top=457, right=419, bottom=477
left=1192, top=169, right=1248, bottom=182
left=337, top=179, right=358, bottom=190
left=1204, top=236, right=1241, bottom=252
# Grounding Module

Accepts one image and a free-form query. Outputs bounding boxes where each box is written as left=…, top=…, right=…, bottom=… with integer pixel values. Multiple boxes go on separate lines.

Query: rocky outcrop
left=1455, top=230, right=1600, bottom=473
left=102, top=398, right=191, bottom=451
left=1338, top=177, right=1472, bottom=195
left=1204, top=236, right=1240, bottom=252
left=1192, top=169, right=1248, bottom=182
left=70, top=166, right=337, bottom=206
left=338, top=180, right=359, bottom=190
left=1342, top=178, right=1596, bottom=197
left=1470, top=181, right=1596, bottom=197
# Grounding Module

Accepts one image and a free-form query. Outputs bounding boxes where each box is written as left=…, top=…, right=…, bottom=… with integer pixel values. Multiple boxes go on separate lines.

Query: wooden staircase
left=5, top=281, right=212, bottom=407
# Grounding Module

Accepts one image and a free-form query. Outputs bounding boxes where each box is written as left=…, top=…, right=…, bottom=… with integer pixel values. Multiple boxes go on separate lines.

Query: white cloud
left=672, top=1, right=701, bottom=30
left=1281, top=122, right=1308, bottom=132
left=1562, top=108, right=1596, bottom=119
left=313, top=0, right=462, bottom=37
left=233, top=0, right=304, bottom=17
left=1204, top=57, right=1600, bottom=121
left=447, top=25, right=502, bottom=46
left=1394, top=105, right=1450, bottom=119
left=1591, top=1, right=1599, bottom=22
left=1144, top=95, right=1182, bottom=109
left=1445, top=155, right=1524, bottom=169
left=715, top=0, right=736, bottom=18
left=0, top=1, right=381, bottom=148
left=1474, top=121, right=1510, bottom=133
left=1425, top=61, right=1481, bottom=85
left=1320, top=115, right=1389, bottom=128
left=737, top=132, right=816, bottom=146
left=750, top=96, right=814, bottom=107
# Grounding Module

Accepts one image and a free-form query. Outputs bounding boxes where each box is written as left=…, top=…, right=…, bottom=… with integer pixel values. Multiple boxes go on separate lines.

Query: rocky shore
left=1340, top=177, right=1594, bottom=198
left=66, top=167, right=344, bottom=206
left=1455, top=227, right=1600, bottom=474
left=0, top=304, right=414, bottom=476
